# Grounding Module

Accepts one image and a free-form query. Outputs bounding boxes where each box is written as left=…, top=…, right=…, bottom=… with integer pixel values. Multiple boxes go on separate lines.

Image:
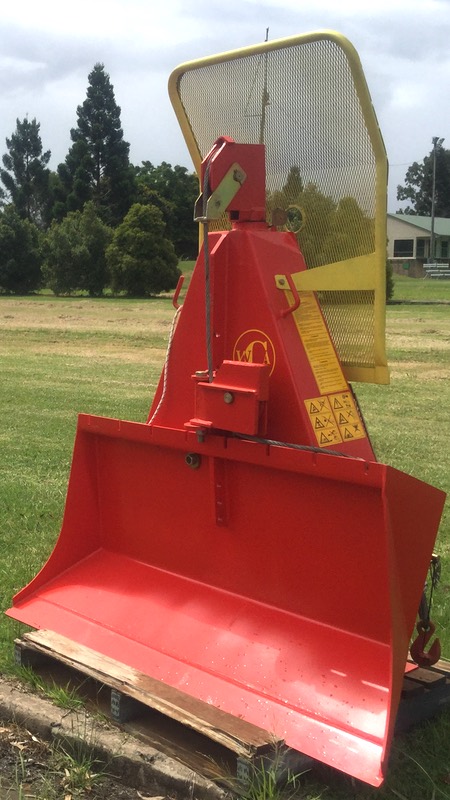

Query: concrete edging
left=0, top=676, right=227, bottom=800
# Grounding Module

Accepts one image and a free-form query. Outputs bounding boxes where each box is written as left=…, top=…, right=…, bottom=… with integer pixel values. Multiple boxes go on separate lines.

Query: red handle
left=172, top=275, right=185, bottom=309
left=280, top=273, right=301, bottom=318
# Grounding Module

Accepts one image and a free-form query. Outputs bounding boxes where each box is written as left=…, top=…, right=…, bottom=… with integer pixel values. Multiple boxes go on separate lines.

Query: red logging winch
left=7, top=33, right=446, bottom=788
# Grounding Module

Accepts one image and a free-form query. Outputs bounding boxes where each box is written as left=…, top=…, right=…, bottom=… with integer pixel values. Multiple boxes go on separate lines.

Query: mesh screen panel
left=317, top=290, right=375, bottom=368
left=171, top=34, right=387, bottom=381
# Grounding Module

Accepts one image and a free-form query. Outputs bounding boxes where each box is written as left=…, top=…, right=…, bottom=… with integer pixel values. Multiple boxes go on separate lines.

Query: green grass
left=14, top=665, right=85, bottom=711
left=0, top=279, right=449, bottom=799
left=356, top=303, right=450, bottom=647
left=392, top=272, right=450, bottom=302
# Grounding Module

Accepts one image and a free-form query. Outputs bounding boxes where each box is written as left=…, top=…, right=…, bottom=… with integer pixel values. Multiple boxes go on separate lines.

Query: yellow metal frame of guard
left=168, top=32, right=389, bottom=385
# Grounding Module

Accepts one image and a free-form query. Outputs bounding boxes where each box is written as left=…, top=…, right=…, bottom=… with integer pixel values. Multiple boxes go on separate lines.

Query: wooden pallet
left=15, top=630, right=310, bottom=785
left=396, top=659, right=450, bottom=732
left=15, top=631, right=450, bottom=783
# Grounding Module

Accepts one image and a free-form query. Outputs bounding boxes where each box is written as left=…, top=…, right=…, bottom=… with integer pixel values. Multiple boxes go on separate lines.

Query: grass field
left=392, top=273, right=450, bottom=302
left=0, top=272, right=449, bottom=799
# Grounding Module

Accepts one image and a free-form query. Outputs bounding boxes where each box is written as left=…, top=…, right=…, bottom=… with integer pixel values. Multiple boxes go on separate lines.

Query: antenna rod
left=259, top=28, right=269, bottom=145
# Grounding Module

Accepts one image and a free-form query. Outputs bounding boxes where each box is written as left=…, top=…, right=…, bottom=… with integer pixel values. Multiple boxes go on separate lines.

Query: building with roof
left=387, top=213, right=450, bottom=277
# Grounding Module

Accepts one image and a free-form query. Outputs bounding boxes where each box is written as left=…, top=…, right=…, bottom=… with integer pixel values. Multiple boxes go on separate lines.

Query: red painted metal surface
left=6, top=141, right=446, bottom=787
left=199, top=137, right=266, bottom=222
left=190, top=361, right=269, bottom=435
left=149, top=223, right=376, bottom=459
left=7, top=419, right=445, bottom=785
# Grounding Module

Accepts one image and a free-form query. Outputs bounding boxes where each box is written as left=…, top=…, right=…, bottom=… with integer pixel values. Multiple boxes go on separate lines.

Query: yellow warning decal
left=292, top=292, right=347, bottom=395
left=330, top=391, right=367, bottom=442
left=305, top=396, right=342, bottom=446
left=305, top=391, right=367, bottom=447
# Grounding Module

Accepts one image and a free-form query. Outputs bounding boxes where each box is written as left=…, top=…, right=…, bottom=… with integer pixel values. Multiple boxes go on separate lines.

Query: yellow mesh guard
left=169, top=32, right=389, bottom=384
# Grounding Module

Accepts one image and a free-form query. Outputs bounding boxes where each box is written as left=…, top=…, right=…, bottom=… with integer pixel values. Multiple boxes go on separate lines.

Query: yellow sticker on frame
left=293, top=292, right=347, bottom=396
left=305, top=392, right=367, bottom=447
left=305, top=396, right=342, bottom=446
left=329, top=391, right=367, bottom=441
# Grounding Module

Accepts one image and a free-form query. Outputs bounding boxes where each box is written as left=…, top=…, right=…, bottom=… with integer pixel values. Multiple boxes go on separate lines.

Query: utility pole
left=429, top=136, right=440, bottom=263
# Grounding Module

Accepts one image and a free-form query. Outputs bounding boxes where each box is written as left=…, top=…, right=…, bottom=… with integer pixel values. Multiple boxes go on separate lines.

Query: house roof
left=387, top=213, right=450, bottom=236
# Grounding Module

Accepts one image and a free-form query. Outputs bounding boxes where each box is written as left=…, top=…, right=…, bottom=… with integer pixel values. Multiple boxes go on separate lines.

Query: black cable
left=202, top=157, right=214, bottom=383
left=232, top=432, right=363, bottom=460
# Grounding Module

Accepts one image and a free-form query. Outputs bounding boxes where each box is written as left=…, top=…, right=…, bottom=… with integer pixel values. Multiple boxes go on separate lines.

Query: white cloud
left=0, top=0, right=449, bottom=210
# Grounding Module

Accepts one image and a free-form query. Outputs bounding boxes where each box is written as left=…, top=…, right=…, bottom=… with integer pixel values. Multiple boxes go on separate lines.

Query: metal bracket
left=194, top=162, right=247, bottom=222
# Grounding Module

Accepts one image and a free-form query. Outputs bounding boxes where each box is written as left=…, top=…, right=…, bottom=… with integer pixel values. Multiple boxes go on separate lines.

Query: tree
left=42, top=202, right=113, bottom=296
left=1, top=118, right=51, bottom=226
left=281, top=165, right=303, bottom=203
left=0, top=206, right=42, bottom=294
left=107, top=203, right=180, bottom=296
left=268, top=167, right=375, bottom=266
left=134, top=162, right=199, bottom=258
left=44, top=170, right=69, bottom=225
left=321, top=196, right=375, bottom=263
left=397, top=139, right=450, bottom=216
left=56, top=64, right=135, bottom=225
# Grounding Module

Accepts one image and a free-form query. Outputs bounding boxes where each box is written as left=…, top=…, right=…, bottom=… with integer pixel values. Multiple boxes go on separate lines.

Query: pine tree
left=107, top=203, right=180, bottom=296
left=0, top=206, right=42, bottom=294
left=282, top=165, right=304, bottom=203
left=57, top=64, right=135, bottom=225
left=1, top=117, right=51, bottom=226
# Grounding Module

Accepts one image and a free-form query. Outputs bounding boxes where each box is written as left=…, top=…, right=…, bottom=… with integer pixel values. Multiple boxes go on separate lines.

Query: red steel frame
left=7, top=140, right=446, bottom=786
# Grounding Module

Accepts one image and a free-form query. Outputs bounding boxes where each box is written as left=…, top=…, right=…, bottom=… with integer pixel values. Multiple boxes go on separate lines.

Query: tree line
left=1, top=60, right=406, bottom=299
left=0, top=63, right=198, bottom=296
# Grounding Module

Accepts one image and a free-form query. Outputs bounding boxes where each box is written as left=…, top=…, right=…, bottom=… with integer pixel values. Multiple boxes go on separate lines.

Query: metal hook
left=410, top=620, right=441, bottom=667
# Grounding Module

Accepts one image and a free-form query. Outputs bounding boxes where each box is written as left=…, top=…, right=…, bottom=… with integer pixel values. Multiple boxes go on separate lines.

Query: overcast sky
left=1, top=0, right=449, bottom=212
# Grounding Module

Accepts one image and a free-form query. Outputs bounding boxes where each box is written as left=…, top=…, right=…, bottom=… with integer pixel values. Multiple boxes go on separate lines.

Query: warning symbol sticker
left=314, top=413, right=335, bottom=430
left=308, top=398, right=328, bottom=415
left=305, top=392, right=367, bottom=447
left=332, top=393, right=350, bottom=410
left=329, top=392, right=367, bottom=442
left=304, top=396, right=342, bottom=446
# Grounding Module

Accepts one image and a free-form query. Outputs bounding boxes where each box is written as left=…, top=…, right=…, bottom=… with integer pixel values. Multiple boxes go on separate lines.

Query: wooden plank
left=434, top=658, right=450, bottom=673
left=396, top=659, right=450, bottom=733
left=401, top=678, right=425, bottom=698
left=404, top=668, right=446, bottom=689
left=17, top=630, right=281, bottom=758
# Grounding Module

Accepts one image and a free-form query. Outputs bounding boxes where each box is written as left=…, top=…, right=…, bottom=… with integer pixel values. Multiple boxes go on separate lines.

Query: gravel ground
left=0, top=718, right=156, bottom=799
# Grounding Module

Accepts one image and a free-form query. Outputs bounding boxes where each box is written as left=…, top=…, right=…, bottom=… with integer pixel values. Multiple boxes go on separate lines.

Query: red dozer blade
left=7, top=415, right=445, bottom=786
